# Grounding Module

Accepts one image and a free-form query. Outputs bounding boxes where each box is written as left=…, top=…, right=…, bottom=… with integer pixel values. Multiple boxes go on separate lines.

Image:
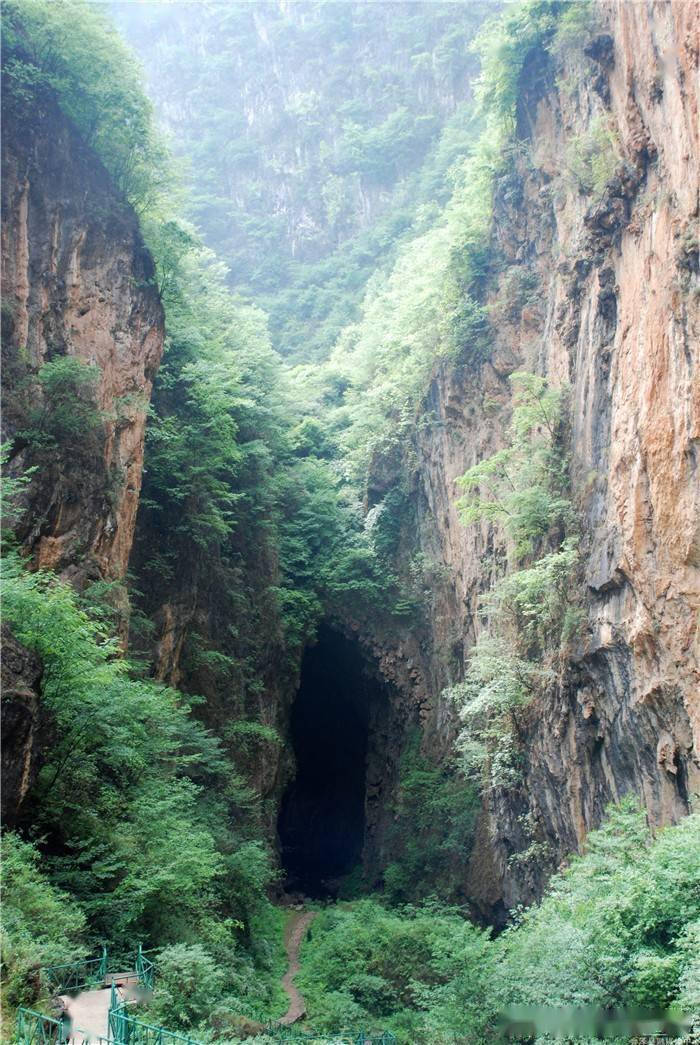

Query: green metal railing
left=43, top=946, right=108, bottom=995
left=20, top=947, right=394, bottom=1045
left=15, top=1006, right=110, bottom=1044
left=135, top=945, right=155, bottom=992
left=15, top=1009, right=66, bottom=1044
left=108, top=983, right=201, bottom=1044
left=18, top=945, right=153, bottom=1045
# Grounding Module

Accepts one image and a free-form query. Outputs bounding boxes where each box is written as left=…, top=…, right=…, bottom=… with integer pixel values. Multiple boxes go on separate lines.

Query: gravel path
left=279, top=910, right=317, bottom=1026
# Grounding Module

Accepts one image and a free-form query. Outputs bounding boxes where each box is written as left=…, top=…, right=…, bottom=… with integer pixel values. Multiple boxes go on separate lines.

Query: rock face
left=368, top=0, right=699, bottom=915
left=112, top=2, right=488, bottom=361
left=1, top=85, right=164, bottom=588
left=1, top=625, right=46, bottom=826
left=2, top=1, right=695, bottom=923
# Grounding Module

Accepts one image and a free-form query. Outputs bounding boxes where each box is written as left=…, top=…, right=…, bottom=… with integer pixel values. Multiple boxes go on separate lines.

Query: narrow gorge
left=2, top=2, right=698, bottom=1043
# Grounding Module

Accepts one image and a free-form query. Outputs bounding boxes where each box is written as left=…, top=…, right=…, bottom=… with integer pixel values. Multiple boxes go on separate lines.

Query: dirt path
left=279, top=909, right=317, bottom=1026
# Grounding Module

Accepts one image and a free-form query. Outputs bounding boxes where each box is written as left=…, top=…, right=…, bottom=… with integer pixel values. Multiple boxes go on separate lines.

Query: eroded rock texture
left=362, top=0, right=699, bottom=914
left=1, top=86, right=164, bottom=587
left=1, top=625, right=46, bottom=826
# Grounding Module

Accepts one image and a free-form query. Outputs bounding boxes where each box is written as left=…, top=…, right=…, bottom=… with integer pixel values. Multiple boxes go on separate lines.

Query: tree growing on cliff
left=450, top=372, right=581, bottom=784
left=18, top=357, right=103, bottom=456
left=2, top=0, right=169, bottom=211
left=456, top=371, right=573, bottom=558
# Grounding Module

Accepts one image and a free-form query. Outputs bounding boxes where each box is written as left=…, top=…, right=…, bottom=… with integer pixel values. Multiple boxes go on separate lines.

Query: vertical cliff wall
left=1, top=80, right=165, bottom=818
left=0, top=625, right=46, bottom=826
left=1, top=85, right=164, bottom=588
left=362, top=0, right=698, bottom=915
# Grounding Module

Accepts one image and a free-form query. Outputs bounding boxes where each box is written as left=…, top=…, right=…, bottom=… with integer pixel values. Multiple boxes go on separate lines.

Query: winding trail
left=279, top=909, right=317, bottom=1026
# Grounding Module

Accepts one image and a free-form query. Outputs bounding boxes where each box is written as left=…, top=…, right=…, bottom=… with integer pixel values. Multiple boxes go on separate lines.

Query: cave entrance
left=278, top=624, right=382, bottom=898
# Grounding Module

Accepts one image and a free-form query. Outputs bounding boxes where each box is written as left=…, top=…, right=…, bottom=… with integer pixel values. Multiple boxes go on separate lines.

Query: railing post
left=108, top=980, right=120, bottom=1043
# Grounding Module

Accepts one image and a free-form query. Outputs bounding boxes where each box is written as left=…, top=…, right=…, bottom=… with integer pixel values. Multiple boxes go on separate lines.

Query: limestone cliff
left=1, top=83, right=164, bottom=588
left=4, top=0, right=695, bottom=922
left=367, top=0, right=699, bottom=916
left=0, top=625, right=46, bottom=826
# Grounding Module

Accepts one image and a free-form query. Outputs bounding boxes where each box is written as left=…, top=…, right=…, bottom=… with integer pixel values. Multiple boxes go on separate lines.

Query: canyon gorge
left=2, top=1, right=698, bottom=1042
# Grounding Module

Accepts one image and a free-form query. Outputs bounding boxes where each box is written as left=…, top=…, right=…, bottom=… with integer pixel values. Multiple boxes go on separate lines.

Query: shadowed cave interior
left=278, top=625, right=382, bottom=898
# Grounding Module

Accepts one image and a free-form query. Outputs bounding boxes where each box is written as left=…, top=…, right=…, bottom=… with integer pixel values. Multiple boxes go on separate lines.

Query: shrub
left=296, top=807, right=700, bottom=1042
left=0, top=553, right=275, bottom=968
left=2, top=0, right=169, bottom=211
left=1, top=833, right=87, bottom=1009
left=383, top=732, right=479, bottom=903
left=549, top=0, right=597, bottom=62
left=493, top=802, right=700, bottom=1013
left=566, top=115, right=622, bottom=198
left=149, top=944, right=225, bottom=1032
left=19, top=357, right=102, bottom=455
left=456, top=371, right=572, bottom=558
left=452, top=373, right=580, bottom=782
left=297, top=899, right=494, bottom=1044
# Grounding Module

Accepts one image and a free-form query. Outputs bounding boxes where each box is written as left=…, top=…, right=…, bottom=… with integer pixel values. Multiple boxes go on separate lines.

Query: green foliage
left=448, top=635, right=552, bottom=780
left=566, top=115, right=623, bottom=198
left=298, top=806, right=700, bottom=1043
left=148, top=944, right=225, bottom=1032
left=382, top=733, right=479, bottom=904
left=138, top=248, right=278, bottom=551
left=493, top=801, right=700, bottom=1013
left=675, top=920, right=700, bottom=1014
left=2, top=0, right=169, bottom=211
left=470, top=0, right=561, bottom=133
left=549, top=0, right=597, bottom=62
left=264, top=0, right=577, bottom=487
left=114, top=2, right=491, bottom=362
left=6, top=8, right=692, bottom=1043
left=490, top=264, right=540, bottom=323
left=1, top=553, right=284, bottom=1027
left=297, top=899, right=494, bottom=1043
left=327, top=129, right=498, bottom=483
left=18, top=357, right=103, bottom=455
left=457, top=372, right=572, bottom=558
left=1, top=833, right=87, bottom=1010
left=0, top=443, right=36, bottom=545
left=452, top=373, right=580, bottom=781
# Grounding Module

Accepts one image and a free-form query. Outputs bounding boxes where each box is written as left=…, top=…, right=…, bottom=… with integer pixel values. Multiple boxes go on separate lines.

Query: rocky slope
left=1, top=84, right=164, bottom=589
left=112, top=1, right=491, bottom=361
left=0, top=625, right=46, bottom=827
left=1, top=79, right=164, bottom=817
left=365, top=0, right=699, bottom=916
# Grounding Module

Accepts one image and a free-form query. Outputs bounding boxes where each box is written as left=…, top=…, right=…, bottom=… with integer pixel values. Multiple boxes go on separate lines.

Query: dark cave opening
left=278, top=624, right=380, bottom=898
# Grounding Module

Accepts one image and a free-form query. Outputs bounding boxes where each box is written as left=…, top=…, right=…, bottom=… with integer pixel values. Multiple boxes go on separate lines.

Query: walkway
left=279, top=910, right=317, bottom=1026
left=59, top=987, right=111, bottom=1044
left=59, top=975, right=139, bottom=1042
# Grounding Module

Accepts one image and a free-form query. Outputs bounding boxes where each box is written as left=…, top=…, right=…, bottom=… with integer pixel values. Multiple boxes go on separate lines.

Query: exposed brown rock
left=360, top=0, right=699, bottom=914
left=1, top=85, right=164, bottom=588
left=1, top=625, right=46, bottom=825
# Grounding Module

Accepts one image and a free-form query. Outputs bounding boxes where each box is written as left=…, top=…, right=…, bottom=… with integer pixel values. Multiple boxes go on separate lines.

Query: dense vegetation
left=113, top=0, right=492, bottom=362
left=2, top=1, right=698, bottom=1044
left=298, top=804, right=700, bottom=1043
left=1, top=554, right=287, bottom=1029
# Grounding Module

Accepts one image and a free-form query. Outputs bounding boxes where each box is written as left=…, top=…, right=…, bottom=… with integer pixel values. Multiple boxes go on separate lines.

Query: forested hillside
left=1, top=1, right=698, bottom=1043
left=112, top=0, right=491, bottom=361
